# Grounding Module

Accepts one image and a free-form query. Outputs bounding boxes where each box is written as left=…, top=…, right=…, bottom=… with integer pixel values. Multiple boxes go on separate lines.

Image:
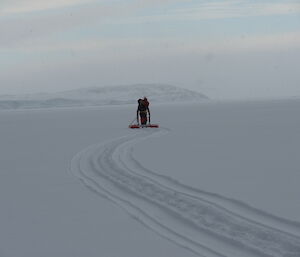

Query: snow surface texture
left=1, top=99, right=300, bottom=257
left=71, top=127, right=300, bottom=257
left=0, top=84, right=208, bottom=110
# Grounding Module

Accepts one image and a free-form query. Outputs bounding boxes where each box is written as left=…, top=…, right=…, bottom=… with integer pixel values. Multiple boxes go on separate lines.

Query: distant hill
left=0, top=84, right=209, bottom=110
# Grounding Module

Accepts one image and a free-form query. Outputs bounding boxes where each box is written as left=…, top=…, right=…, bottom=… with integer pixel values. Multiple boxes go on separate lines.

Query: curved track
left=70, top=128, right=300, bottom=257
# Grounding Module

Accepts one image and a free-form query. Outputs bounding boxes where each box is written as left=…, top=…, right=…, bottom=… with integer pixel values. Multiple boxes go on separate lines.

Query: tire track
left=70, top=128, right=300, bottom=257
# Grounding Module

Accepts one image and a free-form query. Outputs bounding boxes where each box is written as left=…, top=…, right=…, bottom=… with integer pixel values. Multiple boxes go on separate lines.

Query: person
left=143, top=97, right=149, bottom=108
left=137, top=97, right=150, bottom=125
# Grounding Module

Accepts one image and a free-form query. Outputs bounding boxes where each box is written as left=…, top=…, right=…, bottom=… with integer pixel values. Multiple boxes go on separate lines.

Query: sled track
left=71, top=128, right=300, bottom=257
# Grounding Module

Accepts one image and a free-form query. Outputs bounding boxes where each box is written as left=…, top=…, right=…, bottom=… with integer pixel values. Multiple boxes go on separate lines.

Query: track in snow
left=70, top=128, right=300, bottom=257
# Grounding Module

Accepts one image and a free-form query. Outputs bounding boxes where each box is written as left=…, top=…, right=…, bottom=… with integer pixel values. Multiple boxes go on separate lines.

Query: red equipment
left=129, top=124, right=159, bottom=129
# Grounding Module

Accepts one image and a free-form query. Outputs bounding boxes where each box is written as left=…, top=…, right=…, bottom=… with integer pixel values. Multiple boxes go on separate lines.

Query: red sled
left=129, top=124, right=159, bottom=129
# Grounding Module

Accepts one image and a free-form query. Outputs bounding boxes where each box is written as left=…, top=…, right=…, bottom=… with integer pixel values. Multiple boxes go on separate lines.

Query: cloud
left=0, top=0, right=99, bottom=14
left=116, top=1, right=300, bottom=24
left=8, top=30, right=300, bottom=59
left=0, top=1, right=131, bottom=47
left=215, top=31, right=300, bottom=53
left=2, top=0, right=300, bottom=18
left=0, top=0, right=176, bottom=46
left=0, top=0, right=187, bottom=15
left=1, top=0, right=300, bottom=55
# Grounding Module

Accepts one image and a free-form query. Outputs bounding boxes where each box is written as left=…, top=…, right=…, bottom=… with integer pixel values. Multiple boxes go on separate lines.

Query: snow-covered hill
left=0, top=84, right=208, bottom=110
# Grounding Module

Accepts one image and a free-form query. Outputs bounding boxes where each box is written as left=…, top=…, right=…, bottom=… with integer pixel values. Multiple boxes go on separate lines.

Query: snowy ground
left=1, top=100, right=300, bottom=257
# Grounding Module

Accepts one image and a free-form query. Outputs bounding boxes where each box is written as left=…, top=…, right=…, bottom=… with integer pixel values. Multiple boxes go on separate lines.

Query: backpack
left=143, top=97, right=149, bottom=107
left=138, top=99, right=147, bottom=112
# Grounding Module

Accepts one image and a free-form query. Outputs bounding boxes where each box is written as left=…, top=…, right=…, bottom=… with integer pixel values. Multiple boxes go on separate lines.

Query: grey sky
left=1, top=0, right=300, bottom=99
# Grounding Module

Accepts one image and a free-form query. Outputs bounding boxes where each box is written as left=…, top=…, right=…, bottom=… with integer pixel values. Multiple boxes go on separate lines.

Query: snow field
left=1, top=99, right=300, bottom=257
left=71, top=124, right=300, bottom=257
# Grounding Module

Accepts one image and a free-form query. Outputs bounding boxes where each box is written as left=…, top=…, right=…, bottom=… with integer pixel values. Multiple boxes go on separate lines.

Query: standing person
left=137, top=98, right=150, bottom=125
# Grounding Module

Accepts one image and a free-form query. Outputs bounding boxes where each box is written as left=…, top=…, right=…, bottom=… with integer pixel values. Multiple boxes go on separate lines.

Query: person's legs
left=140, top=113, right=147, bottom=125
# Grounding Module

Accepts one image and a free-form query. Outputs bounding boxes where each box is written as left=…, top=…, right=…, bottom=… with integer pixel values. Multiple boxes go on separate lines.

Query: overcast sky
left=1, top=0, right=300, bottom=99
